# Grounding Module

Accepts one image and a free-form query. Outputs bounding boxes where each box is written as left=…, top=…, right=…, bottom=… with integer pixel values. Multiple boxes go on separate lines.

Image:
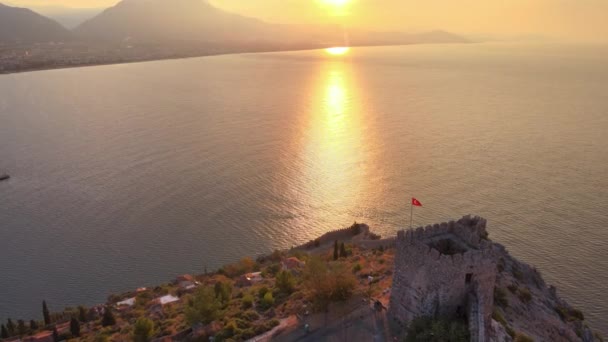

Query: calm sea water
left=0, top=43, right=607, bottom=333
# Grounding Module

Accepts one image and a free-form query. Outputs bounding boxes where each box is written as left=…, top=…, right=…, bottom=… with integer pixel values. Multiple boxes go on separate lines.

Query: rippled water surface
left=1, top=43, right=607, bottom=333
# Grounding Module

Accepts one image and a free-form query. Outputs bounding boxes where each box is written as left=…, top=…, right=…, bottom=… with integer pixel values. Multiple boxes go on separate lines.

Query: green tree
left=339, top=242, right=347, bottom=258
left=333, top=240, right=339, bottom=260
left=275, top=270, right=295, bottom=294
left=185, top=287, right=222, bottom=325
left=101, top=307, right=116, bottom=327
left=1, top=324, right=8, bottom=338
left=260, top=292, right=275, bottom=310
left=30, top=319, right=39, bottom=331
left=133, top=318, right=156, bottom=342
left=78, top=306, right=88, bottom=323
left=242, top=294, right=254, bottom=309
left=42, top=300, right=51, bottom=326
left=6, top=318, right=15, bottom=336
left=70, top=317, right=80, bottom=337
left=17, top=319, right=27, bottom=336
left=214, top=281, right=232, bottom=304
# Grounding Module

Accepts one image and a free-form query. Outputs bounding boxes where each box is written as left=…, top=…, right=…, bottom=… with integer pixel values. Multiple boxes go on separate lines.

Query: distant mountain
left=0, top=3, right=71, bottom=44
left=75, top=0, right=468, bottom=47
left=75, top=0, right=279, bottom=44
left=34, top=6, right=103, bottom=29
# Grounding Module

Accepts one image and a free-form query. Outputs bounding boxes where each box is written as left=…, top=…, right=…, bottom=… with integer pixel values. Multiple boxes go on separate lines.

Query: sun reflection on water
left=288, top=59, right=380, bottom=234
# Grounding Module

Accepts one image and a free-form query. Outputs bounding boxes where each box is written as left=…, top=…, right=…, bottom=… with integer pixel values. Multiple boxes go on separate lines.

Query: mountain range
left=0, top=0, right=468, bottom=48
left=0, top=3, right=71, bottom=44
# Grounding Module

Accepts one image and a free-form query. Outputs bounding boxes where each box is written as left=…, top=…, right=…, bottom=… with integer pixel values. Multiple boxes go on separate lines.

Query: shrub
left=512, top=264, right=524, bottom=281
left=492, top=308, right=507, bottom=327
left=276, top=271, right=296, bottom=294
left=555, top=306, right=585, bottom=322
left=405, top=316, right=469, bottom=342
left=214, top=281, right=233, bottom=304
left=494, top=287, right=509, bottom=308
left=352, top=263, right=362, bottom=273
left=258, top=287, right=269, bottom=299
left=185, top=287, right=222, bottom=325
left=260, top=292, right=275, bottom=310
left=241, top=294, right=254, bottom=309
left=515, top=333, right=534, bottom=342
left=506, top=326, right=516, bottom=338
left=517, top=288, right=532, bottom=304
left=132, top=318, right=156, bottom=342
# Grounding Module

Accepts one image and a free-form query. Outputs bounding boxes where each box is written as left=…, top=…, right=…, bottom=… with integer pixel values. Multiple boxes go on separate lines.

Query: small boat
left=0, top=174, right=10, bottom=182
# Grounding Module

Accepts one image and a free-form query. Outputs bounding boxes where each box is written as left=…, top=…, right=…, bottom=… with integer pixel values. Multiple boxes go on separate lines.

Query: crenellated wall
left=389, top=215, right=496, bottom=340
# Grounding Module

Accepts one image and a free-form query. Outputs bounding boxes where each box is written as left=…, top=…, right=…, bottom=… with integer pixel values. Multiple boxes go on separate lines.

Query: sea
left=1, top=43, right=607, bottom=334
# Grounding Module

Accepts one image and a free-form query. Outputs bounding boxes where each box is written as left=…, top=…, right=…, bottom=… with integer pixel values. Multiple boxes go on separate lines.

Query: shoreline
left=0, top=42, right=472, bottom=76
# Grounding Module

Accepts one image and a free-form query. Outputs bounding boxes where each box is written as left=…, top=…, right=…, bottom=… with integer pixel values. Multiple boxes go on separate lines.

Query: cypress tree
left=101, top=307, right=116, bottom=327
left=1, top=324, right=8, bottom=338
left=340, top=242, right=347, bottom=258
left=6, top=318, right=15, bottom=336
left=78, top=306, right=87, bottom=323
left=70, top=317, right=80, bottom=337
left=42, top=300, right=51, bottom=326
left=17, top=319, right=27, bottom=336
left=30, top=319, right=39, bottom=331
left=333, top=240, right=339, bottom=260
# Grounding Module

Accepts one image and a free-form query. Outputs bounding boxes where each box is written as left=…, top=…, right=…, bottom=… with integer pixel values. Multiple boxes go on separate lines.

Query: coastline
left=0, top=219, right=601, bottom=341
left=0, top=42, right=471, bottom=76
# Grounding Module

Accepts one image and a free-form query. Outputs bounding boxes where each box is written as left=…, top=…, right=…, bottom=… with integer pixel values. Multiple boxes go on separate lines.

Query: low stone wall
left=356, top=237, right=396, bottom=250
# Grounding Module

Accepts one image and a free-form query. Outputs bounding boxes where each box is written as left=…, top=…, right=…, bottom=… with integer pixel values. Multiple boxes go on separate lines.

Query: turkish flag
left=412, top=198, right=422, bottom=207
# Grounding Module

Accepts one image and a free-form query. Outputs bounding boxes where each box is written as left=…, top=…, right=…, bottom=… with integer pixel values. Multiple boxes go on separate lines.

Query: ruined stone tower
left=389, top=215, right=497, bottom=341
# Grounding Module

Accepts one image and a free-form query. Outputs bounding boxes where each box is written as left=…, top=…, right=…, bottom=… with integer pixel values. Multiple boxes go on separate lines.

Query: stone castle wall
left=389, top=215, right=497, bottom=339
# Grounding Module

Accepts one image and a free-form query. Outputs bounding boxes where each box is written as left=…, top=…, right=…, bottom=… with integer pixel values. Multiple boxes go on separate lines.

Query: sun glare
left=322, top=0, right=350, bottom=6
left=325, top=47, right=350, bottom=55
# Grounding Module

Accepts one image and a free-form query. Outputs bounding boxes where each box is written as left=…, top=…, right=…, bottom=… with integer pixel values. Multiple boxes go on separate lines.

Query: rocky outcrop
left=490, top=243, right=601, bottom=341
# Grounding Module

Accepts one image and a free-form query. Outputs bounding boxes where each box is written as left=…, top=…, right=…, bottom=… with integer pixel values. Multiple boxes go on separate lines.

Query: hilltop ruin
left=389, top=215, right=498, bottom=341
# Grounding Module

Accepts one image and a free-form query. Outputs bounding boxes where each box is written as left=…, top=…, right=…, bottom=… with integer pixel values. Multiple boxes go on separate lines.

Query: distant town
left=0, top=41, right=322, bottom=74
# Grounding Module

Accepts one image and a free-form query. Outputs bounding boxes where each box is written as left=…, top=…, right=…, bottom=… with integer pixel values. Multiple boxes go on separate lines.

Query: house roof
left=117, top=297, right=136, bottom=307
left=158, top=294, right=180, bottom=305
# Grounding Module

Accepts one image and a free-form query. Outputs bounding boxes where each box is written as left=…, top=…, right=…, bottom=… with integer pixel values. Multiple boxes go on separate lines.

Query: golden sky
left=7, top=0, right=608, bottom=42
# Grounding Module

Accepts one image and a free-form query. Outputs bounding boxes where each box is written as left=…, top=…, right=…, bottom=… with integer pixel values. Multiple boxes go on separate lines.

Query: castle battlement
left=390, top=215, right=497, bottom=341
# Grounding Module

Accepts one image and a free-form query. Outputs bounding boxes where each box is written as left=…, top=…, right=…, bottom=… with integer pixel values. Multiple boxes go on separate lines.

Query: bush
left=258, top=286, right=269, bottom=299
left=185, top=287, right=222, bottom=325
left=405, top=316, right=469, bottom=342
left=241, top=294, right=254, bottom=309
left=352, top=263, right=362, bottom=273
left=506, top=326, right=516, bottom=338
left=555, top=306, right=585, bottom=321
left=494, top=287, right=509, bottom=308
left=515, top=333, right=534, bottom=342
left=517, top=288, right=532, bottom=304
left=512, top=264, right=524, bottom=281
left=132, top=318, right=156, bottom=342
left=492, top=308, right=507, bottom=327
left=260, top=292, right=275, bottom=310
left=275, top=271, right=296, bottom=294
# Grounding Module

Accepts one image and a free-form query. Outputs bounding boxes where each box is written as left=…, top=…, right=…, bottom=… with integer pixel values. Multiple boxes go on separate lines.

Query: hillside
left=74, top=0, right=279, bottom=43
left=0, top=3, right=71, bottom=45
left=0, top=220, right=601, bottom=341
left=74, top=0, right=468, bottom=47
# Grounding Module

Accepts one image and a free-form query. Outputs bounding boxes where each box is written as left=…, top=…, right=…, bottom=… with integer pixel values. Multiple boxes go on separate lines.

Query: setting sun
left=325, top=47, right=350, bottom=55
left=321, top=0, right=350, bottom=6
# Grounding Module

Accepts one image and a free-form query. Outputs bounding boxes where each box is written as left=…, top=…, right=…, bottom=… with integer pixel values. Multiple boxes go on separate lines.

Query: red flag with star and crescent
left=412, top=198, right=422, bottom=207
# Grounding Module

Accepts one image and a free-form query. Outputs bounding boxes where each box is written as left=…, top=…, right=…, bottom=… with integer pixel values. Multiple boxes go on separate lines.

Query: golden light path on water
left=285, top=49, right=384, bottom=237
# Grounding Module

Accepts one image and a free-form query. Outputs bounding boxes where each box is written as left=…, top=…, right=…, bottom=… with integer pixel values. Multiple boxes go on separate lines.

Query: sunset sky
left=6, top=0, right=608, bottom=42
